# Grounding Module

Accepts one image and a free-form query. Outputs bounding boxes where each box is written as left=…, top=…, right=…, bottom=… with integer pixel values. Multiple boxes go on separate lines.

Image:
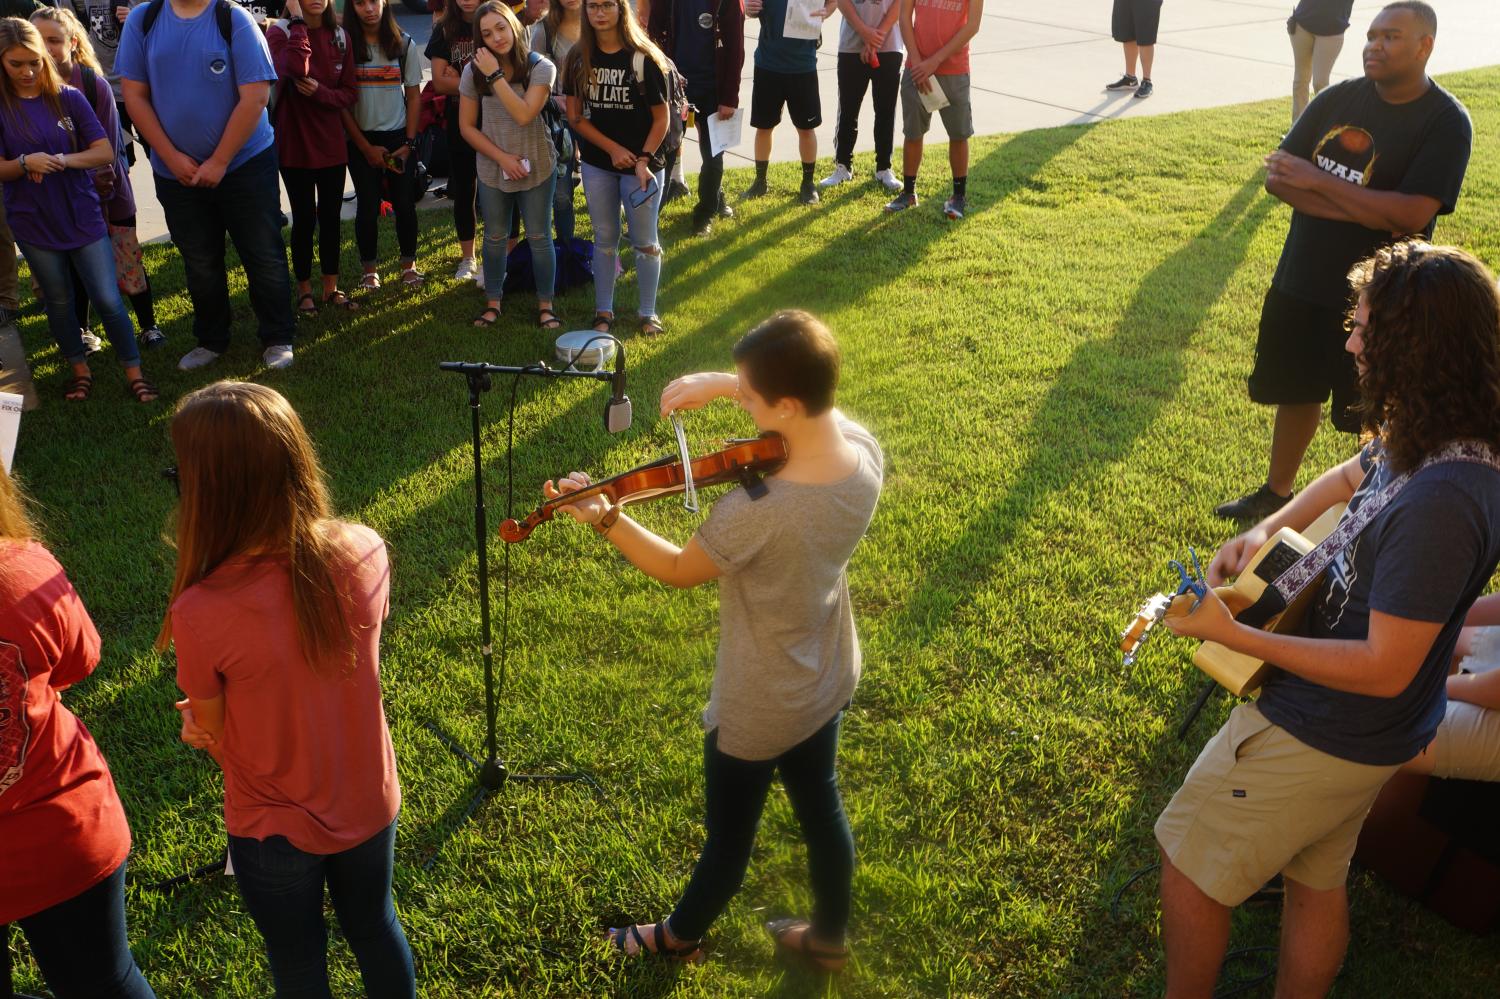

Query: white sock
left=671, top=159, right=686, bottom=185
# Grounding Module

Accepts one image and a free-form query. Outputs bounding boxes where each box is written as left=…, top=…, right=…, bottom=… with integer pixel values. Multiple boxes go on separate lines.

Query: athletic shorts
left=901, top=72, right=974, bottom=142
left=1155, top=703, right=1399, bottom=906
left=750, top=67, right=822, bottom=131
left=1247, top=286, right=1361, bottom=432
left=1112, top=0, right=1164, bottom=46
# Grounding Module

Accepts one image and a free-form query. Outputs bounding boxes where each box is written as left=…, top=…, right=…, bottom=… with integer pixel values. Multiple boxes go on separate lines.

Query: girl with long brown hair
left=459, top=0, right=559, bottom=328
left=1, top=465, right=156, bottom=999
left=426, top=0, right=484, bottom=281
left=161, top=381, right=415, bottom=998
left=563, top=0, right=671, bottom=336
left=0, top=15, right=156, bottom=403
left=30, top=6, right=166, bottom=352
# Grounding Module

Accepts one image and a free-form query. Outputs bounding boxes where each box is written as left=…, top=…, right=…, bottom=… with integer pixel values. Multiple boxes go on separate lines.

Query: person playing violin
left=544, top=310, right=883, bottom=971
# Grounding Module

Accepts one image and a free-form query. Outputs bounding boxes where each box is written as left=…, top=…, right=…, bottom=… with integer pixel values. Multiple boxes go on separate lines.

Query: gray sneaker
left=943, top=196, right=967, bottom=220
left=884, top=191, right=918, bottom=212
left=178, top=346, right=221, bottom=371
left=262, top=344, right=294, bottom=370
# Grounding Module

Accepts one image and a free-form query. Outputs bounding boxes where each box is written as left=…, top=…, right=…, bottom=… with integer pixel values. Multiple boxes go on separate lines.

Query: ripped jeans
left=580, top=162, right=664, bottom=320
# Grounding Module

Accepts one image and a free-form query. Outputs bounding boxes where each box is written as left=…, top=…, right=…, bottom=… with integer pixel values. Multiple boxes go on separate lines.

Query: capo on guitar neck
left=1119, top=547, right=1209, bottom=666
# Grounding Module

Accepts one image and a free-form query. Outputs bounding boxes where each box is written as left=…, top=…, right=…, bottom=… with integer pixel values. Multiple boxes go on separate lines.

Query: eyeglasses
left=585, top=3, right=617, bottom=12
left=162, top=465, right=179, bottom=496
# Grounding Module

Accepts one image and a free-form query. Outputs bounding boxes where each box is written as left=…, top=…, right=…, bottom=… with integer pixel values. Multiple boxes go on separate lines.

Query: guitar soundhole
left=1254, top=542, right=1302, bottom=584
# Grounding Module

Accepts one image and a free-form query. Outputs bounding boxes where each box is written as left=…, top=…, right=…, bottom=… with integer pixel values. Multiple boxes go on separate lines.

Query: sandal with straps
left=591, top=312, right=614, bottom=335
left=472, top=306, right=502, bottom=328
left=63, top=373, right=94, bottom=401
left=323, top=290, right=360, bottom=312
left=126, top=377, right=159, bottom=404
left=638, top=314, right=664, bottom=336
left=537, top=307, right=562, bottom=330
left=359, top=271, right=381, bottom=291
left=605, top=922, right=704, bottom=964
left=296, top=292, right=319, bottom=317
left=765, top=919, right=849, bottom=973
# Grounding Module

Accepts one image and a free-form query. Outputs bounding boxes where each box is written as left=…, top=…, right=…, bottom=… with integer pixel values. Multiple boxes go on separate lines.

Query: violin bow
left=669, top=409, right=699, bottom=513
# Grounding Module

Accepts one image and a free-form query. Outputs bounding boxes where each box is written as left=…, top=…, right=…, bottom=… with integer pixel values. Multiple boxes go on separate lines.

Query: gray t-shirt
left=530, top=19, right=576, bottom=70
left=838, top=0, right=904, bottom=55
left=70, top=0, right=133, bottom=98
left=458, top=55, right=557, bottom=193
left=694, top=417, right=883, bottom=761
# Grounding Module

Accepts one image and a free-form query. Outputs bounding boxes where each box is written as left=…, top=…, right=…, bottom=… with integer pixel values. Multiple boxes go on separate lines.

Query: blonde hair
left=0, top=464, right=36, bottom=544
left=0, top=17, right=67, bottom=142
left=29, top=6, right=101, bottom=74
left=156, top=382, right=358, bottom=673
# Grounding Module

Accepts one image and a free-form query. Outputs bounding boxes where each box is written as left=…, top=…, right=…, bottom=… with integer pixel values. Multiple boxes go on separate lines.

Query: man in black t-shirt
left=1214, top=1, right=1471, bottom=524
left=1161, top=241, right=1500, bottom=999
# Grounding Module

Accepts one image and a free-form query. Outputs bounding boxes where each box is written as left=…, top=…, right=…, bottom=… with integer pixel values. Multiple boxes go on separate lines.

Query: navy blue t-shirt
left=672, top=0, right=717, bottom=87
left=1257, top=442, right=1500, bottom=766
left=754, top=0, right=818, bottom=75
left=1292, top=0, right=1354, bottom=36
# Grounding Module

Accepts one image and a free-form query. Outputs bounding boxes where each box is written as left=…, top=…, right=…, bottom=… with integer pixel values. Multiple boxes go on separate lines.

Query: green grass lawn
left=8, top=67, right=1500, bottom=997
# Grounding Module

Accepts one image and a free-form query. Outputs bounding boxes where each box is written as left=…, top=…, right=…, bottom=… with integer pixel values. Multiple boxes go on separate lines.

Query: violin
left=499, top=432, right=789, bottom=543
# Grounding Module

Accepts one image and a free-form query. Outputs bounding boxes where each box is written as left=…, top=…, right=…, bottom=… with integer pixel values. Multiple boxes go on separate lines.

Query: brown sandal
left=591, top=312, right=614, bottom=335
left=765, top=919, right=849, bottom=973
left=323, top=290, right=360, bottom=312
left=638, top=315, right=664, bottom=336
left=473, top=306, right=502, bottom=328
left=296, top=293, right=318, bottom=317
left=537, top=307, right=562, bottom=330
left=126, top=377, right=159, bottom=404
left=604, top=922, right=704, bottom=964
left=63, top=374, right=93, bottom=401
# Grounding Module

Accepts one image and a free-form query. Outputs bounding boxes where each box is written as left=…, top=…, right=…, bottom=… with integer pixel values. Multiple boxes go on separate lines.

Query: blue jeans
left=667, top=711, right=854, bottom=943
left=154, top=145, right=295, bottom=351
left=580, top=162, right=664, bottom=319
left=19, top=236, right=140, bottom=366
left=477, top=174, right=556, bottom=302
left=227, top=818, right=415, bottom=999
left=4, top=862, right=156, bottom=998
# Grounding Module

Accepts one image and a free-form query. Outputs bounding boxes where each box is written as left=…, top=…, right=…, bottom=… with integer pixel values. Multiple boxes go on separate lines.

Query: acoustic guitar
left=1120, top=503, right=1345, bottom=695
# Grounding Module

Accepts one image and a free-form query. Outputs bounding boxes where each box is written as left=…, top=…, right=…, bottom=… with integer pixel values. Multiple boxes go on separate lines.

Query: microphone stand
left=422, top=360, right=614, bottom=868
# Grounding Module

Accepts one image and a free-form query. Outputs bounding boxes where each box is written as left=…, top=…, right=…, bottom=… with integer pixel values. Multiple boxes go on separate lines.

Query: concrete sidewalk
left=127, top=0, right=1499, bottom=243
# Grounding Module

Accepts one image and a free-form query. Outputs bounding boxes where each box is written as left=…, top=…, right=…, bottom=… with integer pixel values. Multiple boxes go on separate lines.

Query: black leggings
left=347, top=130, right=419, bottom=265
left=281, top=164, right=348, bottom=281
left=447, top=121, right=478, bottom=243
left=666, top=711, right=854, bottom=943
left=70, top=215, right=156, bottom=331
left=834, top=51, right=903, bottom=172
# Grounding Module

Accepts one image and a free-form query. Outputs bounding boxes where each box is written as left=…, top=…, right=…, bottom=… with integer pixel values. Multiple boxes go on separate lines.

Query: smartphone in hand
left=628, top=177, right=659, bottom=210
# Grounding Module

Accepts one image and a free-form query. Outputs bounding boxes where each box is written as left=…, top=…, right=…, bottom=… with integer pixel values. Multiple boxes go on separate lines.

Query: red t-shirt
left=172, top=524, right=400, bottom=855
left=912, top=0, right=971, bottom=76
left=0, top=542, right=132, bottom=925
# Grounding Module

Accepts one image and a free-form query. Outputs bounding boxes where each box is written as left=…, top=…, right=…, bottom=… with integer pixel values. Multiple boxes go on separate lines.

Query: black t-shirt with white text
left=563, top=45, right=667, bottom=175
left=1257, top=442, right=1500, bottom=765
left=1271, top=77, right=1472, bottom=310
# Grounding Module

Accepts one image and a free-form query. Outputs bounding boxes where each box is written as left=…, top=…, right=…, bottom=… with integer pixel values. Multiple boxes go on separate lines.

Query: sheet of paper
left=0, top=391, right=20, bottom=474
left=918, top=79, right=950, bottom=113
left=782, top=0, right=823, bottom=41
left=706, top=107, right=744, bottom=157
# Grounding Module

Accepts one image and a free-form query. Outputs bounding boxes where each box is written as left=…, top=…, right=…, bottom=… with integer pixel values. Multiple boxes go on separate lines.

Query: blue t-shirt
left=1257, top=442, right=1500, bottom=766
left=755, top=0, right=818, bottom=75
left=115, top=0, right=277, bottom=176
left=672, top=0, right=717, bottom=86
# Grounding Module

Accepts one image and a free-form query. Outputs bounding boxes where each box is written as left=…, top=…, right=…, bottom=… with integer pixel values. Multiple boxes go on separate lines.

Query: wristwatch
left=486, top=69, right=504, bottom=84
left=404, top=137, right=418, bottom=150
left=17, top=153, right=25, bottom=173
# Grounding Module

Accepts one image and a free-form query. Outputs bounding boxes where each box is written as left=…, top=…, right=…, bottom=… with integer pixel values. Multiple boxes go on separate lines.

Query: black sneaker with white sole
left=1134, top=79, right=1154, bottom=99
left=1105, top=74, right=1139, bottom=91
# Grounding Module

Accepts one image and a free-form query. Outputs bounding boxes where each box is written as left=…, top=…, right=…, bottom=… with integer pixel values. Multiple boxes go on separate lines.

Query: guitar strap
left=1238, top=439, right=1500, bottom=629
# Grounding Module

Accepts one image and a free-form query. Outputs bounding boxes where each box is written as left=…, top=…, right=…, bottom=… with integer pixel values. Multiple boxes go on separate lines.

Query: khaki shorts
left=1430, top=639, right=1500, bottom=780
left=1155, top=703, right=1399, bottom=905
left=901, top=72, right=974, bottom=142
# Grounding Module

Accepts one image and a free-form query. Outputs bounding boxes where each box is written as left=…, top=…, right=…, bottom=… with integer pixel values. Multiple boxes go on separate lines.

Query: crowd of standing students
left=0, top=0, right=985, bottom=391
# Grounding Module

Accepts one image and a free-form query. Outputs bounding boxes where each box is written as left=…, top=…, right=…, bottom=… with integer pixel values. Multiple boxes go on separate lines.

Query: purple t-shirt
left=0, top=86, right=108, bottom=251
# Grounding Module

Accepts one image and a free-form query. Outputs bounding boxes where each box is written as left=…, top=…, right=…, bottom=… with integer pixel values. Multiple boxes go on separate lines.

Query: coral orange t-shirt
left=0, top=541, right=132, bottom=925
left=912, top=0, right=971, bottom=76
left=172, top=524, right=400, bottom=855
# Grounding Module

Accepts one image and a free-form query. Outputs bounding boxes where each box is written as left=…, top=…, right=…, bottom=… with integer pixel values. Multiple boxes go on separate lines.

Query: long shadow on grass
left=892, top=173, right=1277, bottom=643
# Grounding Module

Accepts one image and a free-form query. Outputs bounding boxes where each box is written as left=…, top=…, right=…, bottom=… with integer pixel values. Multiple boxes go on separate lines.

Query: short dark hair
left=732, top=311, right=841, bottom=416
left=1347, top=241, right=1500, bottom=471
left=1381, top=1, right=1437, bottom=35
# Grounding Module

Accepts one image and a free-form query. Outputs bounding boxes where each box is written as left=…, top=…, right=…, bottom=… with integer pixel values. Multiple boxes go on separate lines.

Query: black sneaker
left=742, top=178, right=769, bottom=200
left=691, top=211, right=713, bottom=236
left=1134, top=78, right=1154, bottom=99
left=1105, top=74, right=1139, bottom=91
left=717, top=193, right=735, bottom=219
left=665, top=178, right=691, bottom=205
left=799, top=183, right=820, bottom=205
left=1213, top=484, right=1293, bottom=522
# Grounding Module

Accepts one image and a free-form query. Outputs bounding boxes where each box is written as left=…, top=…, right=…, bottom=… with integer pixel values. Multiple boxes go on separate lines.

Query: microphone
left=604, top=340, right=631, bottom=433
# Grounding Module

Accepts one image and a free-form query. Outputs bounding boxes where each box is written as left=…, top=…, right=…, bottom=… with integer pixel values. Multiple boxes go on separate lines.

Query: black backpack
left=630, top=50, right=687, bottom=158
left=528, top=51, right=573, bottom=170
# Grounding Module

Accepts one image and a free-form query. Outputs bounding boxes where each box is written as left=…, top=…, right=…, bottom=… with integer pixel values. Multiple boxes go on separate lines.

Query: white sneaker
left=178, top=346, right=221, bottom=371
left=874, top=168, right=902, bottom=193
left=473, top=265, right=486, bottom=289
left=262, top=344, right=294, bottom=370
left=818, top=163, right=853, bottom=189
left=79, top=330, right=103, bottom=354
left=454, top=257, right=479, bottom=281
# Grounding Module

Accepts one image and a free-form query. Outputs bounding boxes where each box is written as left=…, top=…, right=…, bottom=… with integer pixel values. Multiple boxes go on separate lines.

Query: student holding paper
left=647, top=0, right=745, bottom=236
left=820, top=0, right=903, bottom=193
left=889, top=0, right=980, bottom=218
left=742, top=0, right=836, bottom=206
